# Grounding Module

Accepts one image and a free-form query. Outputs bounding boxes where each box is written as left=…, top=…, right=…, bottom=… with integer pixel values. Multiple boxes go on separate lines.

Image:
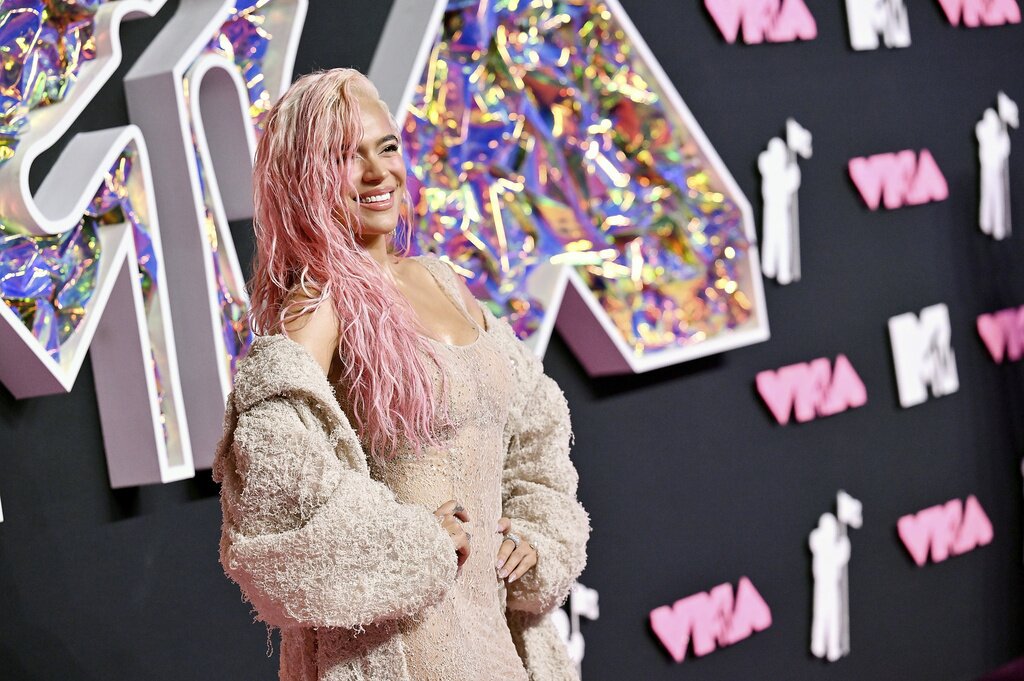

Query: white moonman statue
left=810, top=513, right=850, bottom=662
left=551, top=581, right=599, bottom=676
left=810, top=490, right=861, bottom=663
left=977, top=93, right=1017, bottom=240
left=760, top=120, right=810, bottom=286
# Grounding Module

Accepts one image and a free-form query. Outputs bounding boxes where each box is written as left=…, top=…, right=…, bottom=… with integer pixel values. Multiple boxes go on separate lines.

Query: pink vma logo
left=897, top=496, right=994, bottom=567
left=756, top=355, right=867, bottom=426
left=704, top=0, right=817, bottom=43
left=649, top=577, right=772, bottom=663
left=848, top=149, right=948, bottom=210
left=936, top=0, right=1021, bottom=26
left=977, top=304, right=1024, bottom=363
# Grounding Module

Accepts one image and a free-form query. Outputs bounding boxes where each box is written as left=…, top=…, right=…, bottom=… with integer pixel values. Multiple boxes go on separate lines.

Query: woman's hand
left=434, top=500, right=471, bottom=568
left=495, top=516, right=537, bottom=584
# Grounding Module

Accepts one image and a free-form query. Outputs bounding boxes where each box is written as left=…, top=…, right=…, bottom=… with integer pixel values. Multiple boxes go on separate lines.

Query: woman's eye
left=382, top=144, right=400, bottom=153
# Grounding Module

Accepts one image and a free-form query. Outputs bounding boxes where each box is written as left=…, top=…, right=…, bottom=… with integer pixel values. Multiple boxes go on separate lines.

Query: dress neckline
left=408, top=255, right=488, bottom=350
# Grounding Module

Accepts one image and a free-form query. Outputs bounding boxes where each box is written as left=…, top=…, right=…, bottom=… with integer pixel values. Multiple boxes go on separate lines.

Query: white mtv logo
left=845, top=0, right=912, bottom=50
left=888, top=303, right=959, bottom=408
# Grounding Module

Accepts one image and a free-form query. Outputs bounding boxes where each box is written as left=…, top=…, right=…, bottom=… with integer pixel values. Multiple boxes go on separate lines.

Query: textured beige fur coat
left=213, top=307, right=590, bottom=680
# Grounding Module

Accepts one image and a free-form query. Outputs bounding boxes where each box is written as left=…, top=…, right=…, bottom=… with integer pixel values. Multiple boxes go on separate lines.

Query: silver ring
left=505, top=532, right=521, bottom=550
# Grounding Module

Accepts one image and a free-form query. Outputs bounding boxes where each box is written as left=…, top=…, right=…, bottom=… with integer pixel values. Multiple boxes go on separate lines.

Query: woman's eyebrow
left=377, top=134, right=399, bottom=146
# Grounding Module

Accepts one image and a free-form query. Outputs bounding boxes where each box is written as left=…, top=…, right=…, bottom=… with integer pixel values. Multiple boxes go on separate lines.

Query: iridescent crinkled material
left=0, top=0, right=271, bottom=370
left=0, top=0, right=151, bottom=361
left=192, top=0, right=282, bottom=374
left=205, top=0, right=275, bottom=131
left=0, top=1, right=170, bottom=441
left=0, top=216, right=98, bottom=354
left=402, top=0, right=755, bottom=354
left=0, top=0, right=279, bottom=449
left=0, top=0, right=100, bottom=164
left=0, top=151, right=155, bottom=358
left=198, top=165, right=252, bottom=376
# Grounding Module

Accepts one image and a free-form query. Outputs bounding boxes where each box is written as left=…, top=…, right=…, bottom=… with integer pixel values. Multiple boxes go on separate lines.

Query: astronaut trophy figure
left=810, top=513, right=849, bottom=661
left=760, top=119, right=811, bottom=285
left=977, top=92, right=1018, bottom=240
left=551, top=582, right=599, bottom=676
left=810, top=491, right=862, bottom=662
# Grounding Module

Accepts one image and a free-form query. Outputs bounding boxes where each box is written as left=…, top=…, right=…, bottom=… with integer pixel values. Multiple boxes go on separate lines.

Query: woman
left=213, top=67, right=590, bottom=681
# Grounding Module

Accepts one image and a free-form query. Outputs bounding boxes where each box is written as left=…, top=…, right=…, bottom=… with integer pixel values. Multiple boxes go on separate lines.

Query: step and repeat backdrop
left=1, top=0, right=1022, bottom=678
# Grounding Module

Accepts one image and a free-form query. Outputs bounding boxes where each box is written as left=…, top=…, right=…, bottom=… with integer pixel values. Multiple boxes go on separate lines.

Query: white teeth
left=360, top=192, right=392, bottom=204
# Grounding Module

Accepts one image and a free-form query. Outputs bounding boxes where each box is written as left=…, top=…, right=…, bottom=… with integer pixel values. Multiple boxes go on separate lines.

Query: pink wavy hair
left=248, top=67, right=453, bottom=460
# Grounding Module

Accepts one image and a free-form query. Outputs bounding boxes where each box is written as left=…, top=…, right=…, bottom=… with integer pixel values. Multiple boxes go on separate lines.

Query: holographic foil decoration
left=0, top=0, right=101, bottom=164
left=0, top=0, right=173, bottom=453
left=0, top=216, right=98, bottom=355
left=205, top=0, right=275, bottom=131
left=0, top=150, right=156, bottom=360
left=183, top=0, right=282, bottom=376
left=198, top=163, right=252, bottom=376
left=209, top=221, right=250, bottom=375
left=402, top=0, right=756, bottom=354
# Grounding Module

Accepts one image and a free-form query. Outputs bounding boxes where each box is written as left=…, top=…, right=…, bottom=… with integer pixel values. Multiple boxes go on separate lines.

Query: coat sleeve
left=489, top=311, right=591, bottom=615
left=215, top=394, right=458, bottom=630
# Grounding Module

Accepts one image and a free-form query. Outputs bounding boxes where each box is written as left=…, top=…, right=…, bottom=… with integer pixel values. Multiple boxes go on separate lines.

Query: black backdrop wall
left=2, top=1, right=1023, bottom=679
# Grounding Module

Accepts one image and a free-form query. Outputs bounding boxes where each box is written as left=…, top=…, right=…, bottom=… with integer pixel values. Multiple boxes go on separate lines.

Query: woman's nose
left=361, top=155, right=386, bottom=183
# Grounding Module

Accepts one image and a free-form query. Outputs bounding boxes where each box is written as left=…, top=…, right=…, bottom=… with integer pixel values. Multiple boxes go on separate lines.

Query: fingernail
left=496, top=559, right=505, bottom=569
left=498, top=569, right=508, bottom=578
left=495, top=523, right=502, bottom=532
left=508, top=573, right=517, bottom=583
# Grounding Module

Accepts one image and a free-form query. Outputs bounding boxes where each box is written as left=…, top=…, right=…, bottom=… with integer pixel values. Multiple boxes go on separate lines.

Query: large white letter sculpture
left=0, top=0, right=193, bottom=506
left=759, top=118, right=811, bottom=285
left=124, top=0, right=306, bottom=467
left=0, top=0, right=306, bottom=518
left=977, top=92, right=1018, bottom=241
left=369, top=0, right=769, bottom=376
left=845, top=0, right=911, bottom=50
left=810, top=490, right=862, bottom=663
left=888, top=303, right=959, bottom=408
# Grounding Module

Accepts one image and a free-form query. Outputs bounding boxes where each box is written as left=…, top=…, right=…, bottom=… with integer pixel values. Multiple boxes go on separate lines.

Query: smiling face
left=345, top=91, right=407, bottom=245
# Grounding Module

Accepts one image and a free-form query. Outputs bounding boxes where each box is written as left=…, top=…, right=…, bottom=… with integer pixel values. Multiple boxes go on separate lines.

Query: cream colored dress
left=214, top=252, right=589, bottom=681
left=365, top=255, right=529, bottom=681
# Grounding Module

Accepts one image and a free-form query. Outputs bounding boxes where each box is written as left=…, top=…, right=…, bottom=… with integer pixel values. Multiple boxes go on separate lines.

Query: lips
left=356, top=188, right=396, bottom=211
